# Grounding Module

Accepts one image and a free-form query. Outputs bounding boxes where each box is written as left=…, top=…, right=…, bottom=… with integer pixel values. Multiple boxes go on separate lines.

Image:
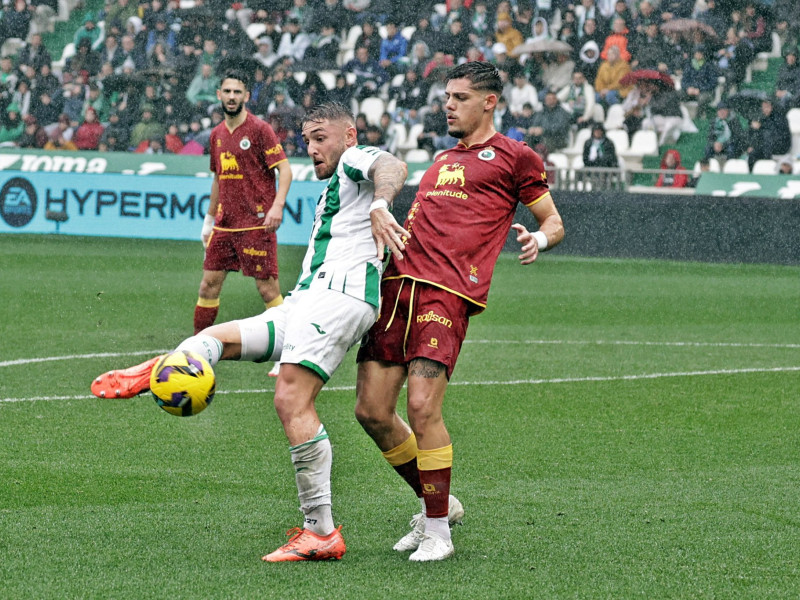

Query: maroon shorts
left=357, top=277, right=470, bottom=379
left=203, top=228, right=278, bottom=279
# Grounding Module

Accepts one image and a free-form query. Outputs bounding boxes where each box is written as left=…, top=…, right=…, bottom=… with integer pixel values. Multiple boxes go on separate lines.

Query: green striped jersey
left=293, top=145, right=384, bottom=307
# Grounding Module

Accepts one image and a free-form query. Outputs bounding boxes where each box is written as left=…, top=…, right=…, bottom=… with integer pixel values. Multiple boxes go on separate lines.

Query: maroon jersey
left=209, top=112, right=287, bottom=230
left=385, top=133, right=551, bottom=313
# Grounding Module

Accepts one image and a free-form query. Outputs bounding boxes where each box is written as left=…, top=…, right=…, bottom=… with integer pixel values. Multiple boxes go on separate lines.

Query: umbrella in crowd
left=660, top=19, right=717, bottom=38
left=619, top=69, right=675, bottom=90
left=726, top=89, right=770, bottom=120
left=510, top=39, right=573, bottom=57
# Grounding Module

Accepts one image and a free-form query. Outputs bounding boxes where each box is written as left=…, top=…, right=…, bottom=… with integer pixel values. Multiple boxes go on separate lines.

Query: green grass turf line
left=1, top=234, right=799, bottom=599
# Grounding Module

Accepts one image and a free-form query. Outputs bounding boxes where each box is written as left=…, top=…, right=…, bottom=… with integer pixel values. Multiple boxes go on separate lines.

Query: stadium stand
left=0, top=0, right=784, bottom=174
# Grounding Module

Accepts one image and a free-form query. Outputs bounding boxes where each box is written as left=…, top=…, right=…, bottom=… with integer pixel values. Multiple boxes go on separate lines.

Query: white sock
left=424, top=516, right=450, bottom=541
left=177, top=334, right=223, bottom=366
left=290, top=424, right=334, bottom=536
left=419, top=497, right=426, bottom=516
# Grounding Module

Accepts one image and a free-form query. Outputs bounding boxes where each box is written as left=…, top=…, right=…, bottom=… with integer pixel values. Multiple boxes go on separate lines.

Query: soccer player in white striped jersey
left=90, top=102, right=409, bottom=562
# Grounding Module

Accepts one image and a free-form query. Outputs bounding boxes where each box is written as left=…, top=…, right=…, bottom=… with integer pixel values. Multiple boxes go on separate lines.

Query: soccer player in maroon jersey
left=196, top=69, right=293, bottom=334
left=355, top=61, right=565, bottom=561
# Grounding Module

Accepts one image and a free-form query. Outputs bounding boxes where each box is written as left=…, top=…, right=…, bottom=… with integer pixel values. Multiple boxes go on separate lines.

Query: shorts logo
left=428, top=338, right=438, bottom=348
left=311, top=323, right=326, bottom=335
left=469, top=264, right=479, bottom=284
left=416, top=311, right=452, bottom=328
left=0, top=177, right=37, bottom=228
left=239, top=137, right=251, bottom=150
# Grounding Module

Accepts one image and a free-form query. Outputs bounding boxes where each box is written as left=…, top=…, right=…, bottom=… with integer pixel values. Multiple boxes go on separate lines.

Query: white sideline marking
left=0, top=350, right=171, bottom=368
left=464, top=340, right=800, bottom=349
left=1, top=339, right=798, bottom=369
left=2, top=365, right=799, bottom=404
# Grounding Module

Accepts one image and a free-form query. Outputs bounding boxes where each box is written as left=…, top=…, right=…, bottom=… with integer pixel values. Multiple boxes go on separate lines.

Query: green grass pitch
left=1, top=234, right=799, bottom=599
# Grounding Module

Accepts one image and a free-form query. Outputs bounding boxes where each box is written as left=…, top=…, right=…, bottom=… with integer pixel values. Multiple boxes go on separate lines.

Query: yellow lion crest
left=435, top=163, right=465, bottom=187
left=220, top=151, right=240, bottom=172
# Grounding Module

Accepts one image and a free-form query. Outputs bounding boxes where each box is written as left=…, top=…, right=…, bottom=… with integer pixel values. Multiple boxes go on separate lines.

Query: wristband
left=369, top=198, right=389, bottom=213
left=533, top=230, right=548, bottom=251
left=201, top=213, right=214, bottom=238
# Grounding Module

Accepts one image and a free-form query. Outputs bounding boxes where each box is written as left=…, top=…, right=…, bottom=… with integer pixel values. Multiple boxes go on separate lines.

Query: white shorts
left=235, top=288, right=378, bottom=382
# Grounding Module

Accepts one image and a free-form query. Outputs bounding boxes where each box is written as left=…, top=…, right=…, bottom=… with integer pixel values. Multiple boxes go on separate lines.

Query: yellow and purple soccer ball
left=149, top=351, right=215, bottom=417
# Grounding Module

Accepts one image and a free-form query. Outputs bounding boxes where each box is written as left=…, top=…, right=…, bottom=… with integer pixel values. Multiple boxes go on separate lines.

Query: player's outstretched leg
left=394, top=495, right=464, bottom=552
left=90, top=330, right=228, bottom=400
left=261, top=526, right=346, bottom=562
left=90, top=355, right=162, bottom=399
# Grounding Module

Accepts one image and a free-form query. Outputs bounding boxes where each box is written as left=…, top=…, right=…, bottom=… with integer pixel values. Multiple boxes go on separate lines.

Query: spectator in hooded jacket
left=656, top=149, right=689, bottom=188
left=594, top=45, right=632, bottom=106
left=74, top=13, right=102, bottom=50
left=704, top=101, right=745, bottom=161
left=583, top=122, right=618, bottom=167
left=73, top=107, right=105, bottom=150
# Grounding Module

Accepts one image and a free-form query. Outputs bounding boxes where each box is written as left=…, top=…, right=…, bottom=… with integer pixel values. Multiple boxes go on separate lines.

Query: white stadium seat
left=563, top=127, right=591, bottom=161
left=722, top=158, right=750, bottom=174
left=359, top=97, right=386, bottom=125
left=752, top=159, right=777, bottom=175
left=605, top=128, right=630, bottom=155
left=404, top=148, right=431, bottom=163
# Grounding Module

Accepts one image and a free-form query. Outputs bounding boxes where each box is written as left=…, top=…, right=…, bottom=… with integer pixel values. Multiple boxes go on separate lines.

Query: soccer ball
left=150, top=351, right=215, bottom=417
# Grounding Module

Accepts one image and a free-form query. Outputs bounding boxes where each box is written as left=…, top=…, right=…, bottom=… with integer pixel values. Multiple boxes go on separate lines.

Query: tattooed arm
left=367, top=153, right=411, bottom=260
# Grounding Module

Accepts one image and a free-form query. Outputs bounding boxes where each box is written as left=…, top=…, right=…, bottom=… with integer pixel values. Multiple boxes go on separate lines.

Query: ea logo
left=240, top=137, right=251, bottom=150
left=0, top=177, right=37, bottom=228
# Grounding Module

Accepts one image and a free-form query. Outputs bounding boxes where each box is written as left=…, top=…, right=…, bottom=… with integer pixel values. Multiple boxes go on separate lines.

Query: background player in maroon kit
left=196, top=69, right=293, bottom=334
left=355, top=61, right=565, bottom=561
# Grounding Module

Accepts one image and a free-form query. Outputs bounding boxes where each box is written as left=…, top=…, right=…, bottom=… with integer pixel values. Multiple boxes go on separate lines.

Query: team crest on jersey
left=478, top=148, right=496, bottom=161
left=239, top=137, right=251, bottom=150
left=435, top=163, right=465, bottom=187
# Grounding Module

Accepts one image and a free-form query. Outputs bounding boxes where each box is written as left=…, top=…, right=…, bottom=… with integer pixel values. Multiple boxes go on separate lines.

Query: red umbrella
left=619, top=69, right=675, bottom=90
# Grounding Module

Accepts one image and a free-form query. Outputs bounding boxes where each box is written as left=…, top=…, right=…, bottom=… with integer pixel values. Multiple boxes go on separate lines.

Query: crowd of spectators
left=0, top=0, right=797, bottom=171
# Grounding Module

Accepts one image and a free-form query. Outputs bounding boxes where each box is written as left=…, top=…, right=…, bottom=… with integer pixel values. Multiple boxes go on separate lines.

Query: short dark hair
left=301, top=101, right=355, bottom=129
left=445, top=61, right=502, bottom=95
left=221, top=68, right=250, bottom=88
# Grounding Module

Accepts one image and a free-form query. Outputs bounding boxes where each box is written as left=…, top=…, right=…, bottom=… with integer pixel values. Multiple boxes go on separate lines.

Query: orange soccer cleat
left=90, top=355, right=162, bottom=399
left=261, top=526, right=346, bottom=562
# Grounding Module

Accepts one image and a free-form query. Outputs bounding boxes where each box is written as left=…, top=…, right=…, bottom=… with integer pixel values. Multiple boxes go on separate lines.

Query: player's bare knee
left=353, top=400, right=392, bottom=435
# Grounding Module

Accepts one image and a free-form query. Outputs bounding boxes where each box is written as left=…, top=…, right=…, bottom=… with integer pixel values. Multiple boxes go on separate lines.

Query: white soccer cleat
left=408, top=532, right=454, bottom=562
left=268, top=362, right=280, bottom=378
left=393, top=495, right=464, bottom=552
left=393, top=513, right=425, bottom=551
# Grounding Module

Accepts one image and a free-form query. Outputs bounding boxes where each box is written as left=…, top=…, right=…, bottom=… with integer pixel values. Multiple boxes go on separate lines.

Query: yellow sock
left=265, top=294, right=284, bottom=310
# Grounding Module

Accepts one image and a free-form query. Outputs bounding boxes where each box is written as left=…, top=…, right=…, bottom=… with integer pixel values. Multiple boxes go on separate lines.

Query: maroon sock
left=393, top=458, right=423, bottom=497
left=419, top=467, right=451, bottom=518
left=193, top=305, right=218, bottom=334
